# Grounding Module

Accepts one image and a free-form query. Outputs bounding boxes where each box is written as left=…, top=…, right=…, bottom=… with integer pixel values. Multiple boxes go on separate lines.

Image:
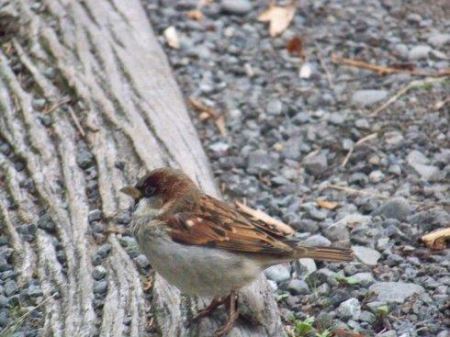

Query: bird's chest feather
left=132, top=213, right=262, bottom=297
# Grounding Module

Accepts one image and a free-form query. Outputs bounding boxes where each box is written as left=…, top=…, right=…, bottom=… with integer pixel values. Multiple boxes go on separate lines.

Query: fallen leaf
left=286, top=36, right=303, bottom=57
left=188, top=98, right=227, bottom=136
left=163, top=26, right=180, bottom=49
left=215, top=115, right=227, bottom=137
left=316, top=199, right=339, bottom=210
left=186, top=9, right=204, bottom=21
left=421, top=227, right=450, bottom=250
left=258, top=4, right=296, bottom=37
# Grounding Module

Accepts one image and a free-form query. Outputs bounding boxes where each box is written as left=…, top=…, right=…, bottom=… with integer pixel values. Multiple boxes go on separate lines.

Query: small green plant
left=316, top=329, right=331, bottom=337
left=294, top=316, right=314, bottom=336
left=336, top=275, right=359, bottom=285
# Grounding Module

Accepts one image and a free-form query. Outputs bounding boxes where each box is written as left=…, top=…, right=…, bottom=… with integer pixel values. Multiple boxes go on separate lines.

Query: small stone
left=407, top=150, right=439, bottom=180
left=37, top=214, right=56, bottom=232
left=408, top=45, right=432, bottom=60
left=27, top=284, right=43, bottom=297
left=352, top=246, right=381, bottom=266
left=93, top=266, right=107, bottom=280
left=427, top=33, right=450, bottom=48
left=303, top=151, right=328, bottom=175
left=94, top=280, right=108, bottom=294
left=209, top=142, right=230, bottom=154
left=359, top=310, right=376, bottom=323
left=373, top=198, right=411, bottom=221
left=0, top=295, right=8, bottom=307
left=352, top=272, right=375, bottom=286
left=76, top=145, right=95, bottom=169
left=135, top=254, right=150, bottom=268
left=247, top=150, right=275, bottom=173
left=4, top=280, right=18, bottom=296
left=369, top=170, right=384, bottom=183
left=287, top=279, right=310, bottom=295
left=305, top=207, right=327, bottom=221
left=349, top=172, right=368, bottom=186
left=303, top=234, right=331, bottom=247
left=337, top=298, right=361, bottom=319
left=323, top=221, right=350, bottom=243
left=220, top=0, right=252, bottom=15
left=369, top=282, right=425, bottom=303
left=96, top=244, right=112, bottom=259
left=297, top=258, right=317, bottom=278
left=352, top=90, right=388, bottom=107
left=264, top=264, right=291, bottom=283
left=88, top=209, right=102, bottom=223
left=266, top=99, right=283, bottom=115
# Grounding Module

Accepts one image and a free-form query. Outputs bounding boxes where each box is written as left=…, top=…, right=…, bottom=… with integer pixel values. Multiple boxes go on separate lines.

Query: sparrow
left=121, top=168, right=353, bottom=337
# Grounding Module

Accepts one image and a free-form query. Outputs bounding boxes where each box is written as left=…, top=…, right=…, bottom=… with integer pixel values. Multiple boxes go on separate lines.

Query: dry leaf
left=258, top=4, right=296, bottom=37
left=186, top=9, right=204, bottom=21
left=286, top=36, right=303, bottom=57
left=421, top=227, right=450, bottom=250
left=215, top=115, right=227, bottom=137
left=188, top=97, right=227, bottom=136
left=316, top=199, right=339, bottom=210
left=163, top=26, right=180, bottom=49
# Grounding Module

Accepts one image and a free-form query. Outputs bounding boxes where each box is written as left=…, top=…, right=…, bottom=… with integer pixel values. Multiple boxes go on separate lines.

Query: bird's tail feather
left=295, top=246, right=354, bottom=262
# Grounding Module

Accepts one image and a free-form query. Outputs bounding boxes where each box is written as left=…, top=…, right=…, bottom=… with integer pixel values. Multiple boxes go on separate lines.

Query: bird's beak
left=120, top=186, right=142, bottom=200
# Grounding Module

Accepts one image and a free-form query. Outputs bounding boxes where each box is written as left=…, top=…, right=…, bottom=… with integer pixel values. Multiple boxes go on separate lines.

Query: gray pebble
left=4, top=280, right=18, bottom=296
left=37, top=214, right=56, bottom=232
left=352, top=90, right=388, bottom=107
left=220, top=0, right=252, bottom=15
left=94, top=280, right=108, bottom=295
left=337, top=298, right=361, bottom=319
left=352, top=245, right=381, bottom=266
left=88, top=209, right=102, bottom=223
left=264, top=264, right=291, bottom=283
left=373, top=198, right=411, bottom=221
left=303, top=234, right=331, bottom=247
left=93, top=266, right=107, bottom=280
left=266, top=99, right=283, bottom=115
left=287, top=279, right=310, bottom=295
left=76, top=145, right=95, bottom=169
left=369, top=282, right=425, bottom=303
left=96, top=244, right=112, bottom=259
left=303, top=151, right=328, bottom=175
left=352, top=272, right=375, bottom=286
left=408, top=45, right=432, bottom=60
left=427, top=33, right=450, bottom=48
left=134, top=254, right=150, bottom=268
left=247, top=150, right=275, bottom=173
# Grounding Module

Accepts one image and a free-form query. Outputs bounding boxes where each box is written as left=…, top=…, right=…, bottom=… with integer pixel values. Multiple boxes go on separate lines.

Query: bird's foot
left=214, top=291, right=239, bottom=337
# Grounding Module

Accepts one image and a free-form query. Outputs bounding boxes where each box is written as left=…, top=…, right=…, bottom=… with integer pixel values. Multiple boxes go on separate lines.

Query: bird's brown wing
left=164, top=195, right=295, bottom=255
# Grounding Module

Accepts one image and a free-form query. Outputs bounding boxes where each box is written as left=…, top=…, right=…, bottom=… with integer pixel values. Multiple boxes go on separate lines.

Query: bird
left=121, top=167, right=353, bottom=337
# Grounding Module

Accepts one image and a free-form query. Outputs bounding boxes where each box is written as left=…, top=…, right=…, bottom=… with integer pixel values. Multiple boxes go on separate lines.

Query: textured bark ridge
left=0, top=1, right=284, bottom=336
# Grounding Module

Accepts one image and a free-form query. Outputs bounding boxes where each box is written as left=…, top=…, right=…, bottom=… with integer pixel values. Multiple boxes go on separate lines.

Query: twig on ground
left=331, top=54, right=450, bottom=77
left=370, top=77, right=448, bottom=116
left=341, top=133, right=377, bottom=168
left=67, top=106, right=86, bottom=137
left=188, top=97, right=227, bottom=136
left=421, top=227, right=450, bottom=250
left=317, top=52, right=334, bottom=88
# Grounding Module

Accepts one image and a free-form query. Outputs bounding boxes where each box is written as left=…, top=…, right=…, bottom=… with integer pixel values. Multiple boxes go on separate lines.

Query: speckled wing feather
left=165, top=195, right=295, bottom=255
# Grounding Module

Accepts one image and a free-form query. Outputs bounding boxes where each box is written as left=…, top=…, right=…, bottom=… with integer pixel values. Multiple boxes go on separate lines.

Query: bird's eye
left=144, top=186, right=156, bottom=197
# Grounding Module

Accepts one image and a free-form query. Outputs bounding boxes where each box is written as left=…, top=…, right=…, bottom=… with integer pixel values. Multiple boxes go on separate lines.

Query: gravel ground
left=147, top=0, right=449, bottom=336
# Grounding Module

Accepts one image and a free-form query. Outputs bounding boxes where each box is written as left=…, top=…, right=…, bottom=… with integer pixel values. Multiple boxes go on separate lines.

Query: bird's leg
left=215, top=291, right=239, bottom=337
left=188, top=296, right=226, bottom=325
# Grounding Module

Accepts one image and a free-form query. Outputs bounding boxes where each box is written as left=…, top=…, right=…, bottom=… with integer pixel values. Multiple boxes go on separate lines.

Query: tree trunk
left=0, top=1, right=284, bottom=336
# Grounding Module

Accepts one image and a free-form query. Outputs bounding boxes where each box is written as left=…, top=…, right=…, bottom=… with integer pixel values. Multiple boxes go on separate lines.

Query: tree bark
left=0, top=1, right=284, bottom=336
